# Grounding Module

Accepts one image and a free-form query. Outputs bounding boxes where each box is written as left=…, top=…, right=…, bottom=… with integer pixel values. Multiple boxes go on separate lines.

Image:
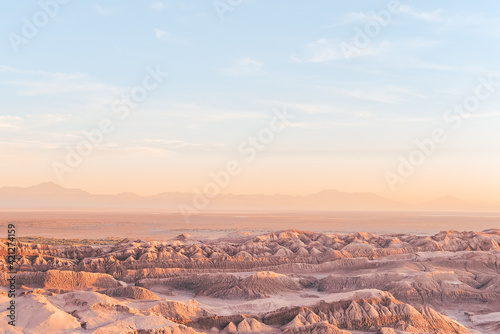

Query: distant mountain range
left=0, top=182, right=494, bottom=212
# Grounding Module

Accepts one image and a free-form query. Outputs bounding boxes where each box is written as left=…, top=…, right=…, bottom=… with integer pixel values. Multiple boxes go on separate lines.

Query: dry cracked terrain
left=1, top=229, right=500, bottom=333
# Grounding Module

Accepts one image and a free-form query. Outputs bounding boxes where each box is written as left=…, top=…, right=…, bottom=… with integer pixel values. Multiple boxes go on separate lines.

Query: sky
left=1, top=0, right=500, bottom=204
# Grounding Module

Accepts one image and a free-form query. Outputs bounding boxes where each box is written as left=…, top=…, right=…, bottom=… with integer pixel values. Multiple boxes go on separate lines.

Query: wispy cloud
left=0, top=66, right=87, bottom=79
left=399, top=5, right=447, bottom=22
left=0, top=66, right=118, bottom=96
left=341, top=86, right=423, bottom=104
left=154, top=28, right=172, bottom=41
left=470, top=111, right=500, bottom=120
left=403, top=37, right=441, bottom=49
left=0, top=116, right=23, bottom=129
left=324, top=12, right=385, bottom=28
left=154, top=102, right=269, bottom=121
left=398, top=5, right=445, bottom=22
left=149, top=0, right=194, bottom=11
left=0, top=114, right=70, bottom=130
left=223, top=58, right=264, bottom=76
left=397, top=5, right=497, bottom=35
left=133, top=138, right=202, bottom=149
left=285, top=120, right=374, bottom=129
left=283, top=102, right=343, bottom=114
left=121, top=146, right=177, bottom=158
left=265, top=101, right=370, bottom=117
left=154, top=29, right=189, bottom=45
left=295, top=39, right=344, bottom=63
left=35, top=114, right=69, bottom=123
left=93, top=4, right=114, bottom=17
left=292, top=39, right=390, bottom=63
left=131, top=138, right=225, bottom=153
left=149, top=1, right=166, bottom=11
left=0, top=140, right=61, bottom=154
left=409, top=61, right=462, bottom=72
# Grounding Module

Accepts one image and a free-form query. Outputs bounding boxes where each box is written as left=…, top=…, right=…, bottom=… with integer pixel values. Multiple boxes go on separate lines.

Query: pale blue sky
left=1, top=1, right=500, bottom=202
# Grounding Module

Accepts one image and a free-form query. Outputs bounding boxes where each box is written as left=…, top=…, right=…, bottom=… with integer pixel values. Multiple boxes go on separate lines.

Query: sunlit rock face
left=1, top=229, right=499, bottom=333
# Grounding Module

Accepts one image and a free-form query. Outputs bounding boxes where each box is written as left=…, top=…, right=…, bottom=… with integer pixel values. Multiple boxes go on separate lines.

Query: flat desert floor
left=1, top=210, right=500, bottom=239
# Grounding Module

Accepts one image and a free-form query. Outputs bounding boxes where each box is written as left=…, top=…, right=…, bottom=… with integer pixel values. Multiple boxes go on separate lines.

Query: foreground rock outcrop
left=101, top=286, right=160, bottom=300
left=1, top=269, right=121, bottom=290
left=138, top=271, right=303, bottom=300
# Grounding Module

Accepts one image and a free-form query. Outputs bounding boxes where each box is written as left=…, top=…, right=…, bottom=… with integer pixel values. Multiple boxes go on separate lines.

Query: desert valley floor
left=1, top=214, right=500, bottom=333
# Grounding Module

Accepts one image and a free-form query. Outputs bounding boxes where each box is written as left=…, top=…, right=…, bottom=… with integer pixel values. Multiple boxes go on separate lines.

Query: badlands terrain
left=1, top=229, right=500, bottom=333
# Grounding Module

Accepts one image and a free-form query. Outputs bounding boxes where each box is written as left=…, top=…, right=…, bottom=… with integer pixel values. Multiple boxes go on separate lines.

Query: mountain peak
left=30, top=181, right=64, bottom=190
left=425, top=195, right=465, bottom=205
left=307, top=189, right=341, bottom=196
left=24, top=182, right=89, bottom=195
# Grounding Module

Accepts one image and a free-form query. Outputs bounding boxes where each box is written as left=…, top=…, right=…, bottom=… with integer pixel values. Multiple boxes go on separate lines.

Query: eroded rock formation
left=2, top=229, right=499, bottom=332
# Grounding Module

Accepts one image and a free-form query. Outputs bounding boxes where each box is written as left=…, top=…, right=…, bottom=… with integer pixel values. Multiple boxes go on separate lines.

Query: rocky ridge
left=2, top=229, right=499, bottom=333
